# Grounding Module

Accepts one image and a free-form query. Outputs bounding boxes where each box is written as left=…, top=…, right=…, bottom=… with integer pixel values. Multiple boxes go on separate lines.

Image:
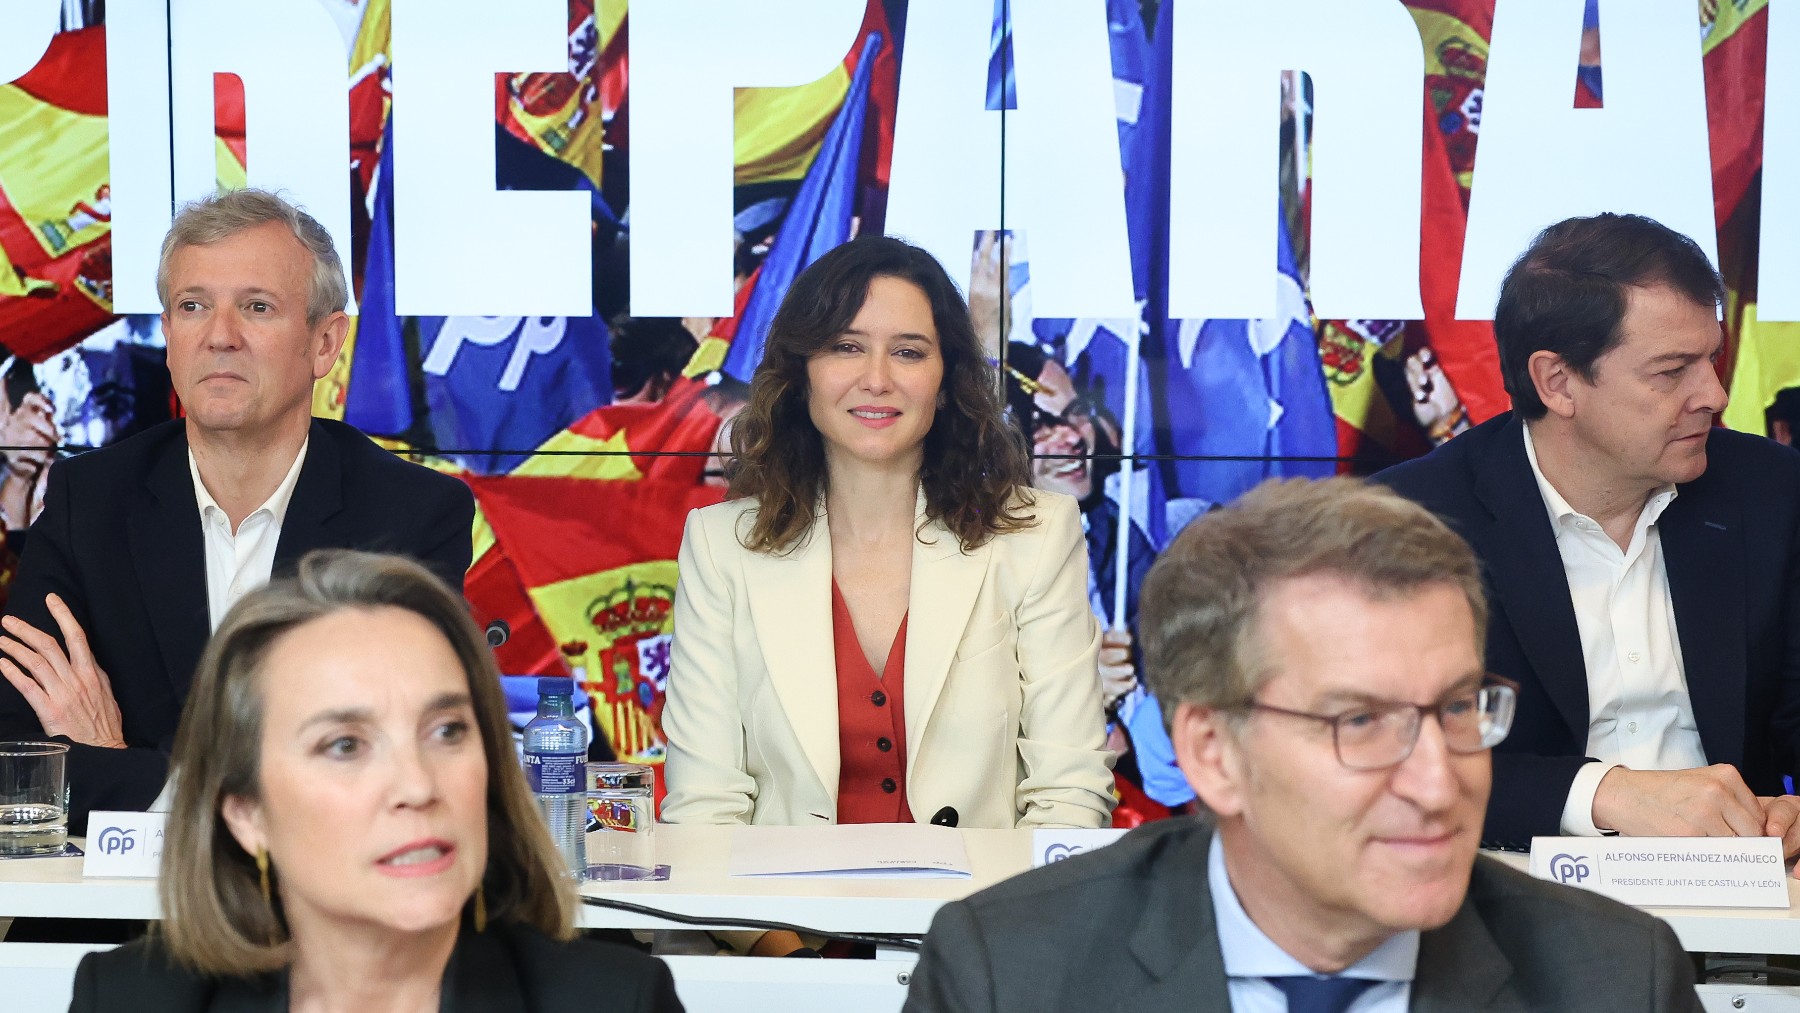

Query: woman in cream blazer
left=661, top=235, right=1114, bottom=833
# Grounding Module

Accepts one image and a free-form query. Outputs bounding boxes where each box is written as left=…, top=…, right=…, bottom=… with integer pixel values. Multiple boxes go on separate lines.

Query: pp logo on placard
left=95, top=827, right=137, bottom=857
left=1042, top=843, right=1083, bottom=864
left=1548, top=853, right=1590, bottom=885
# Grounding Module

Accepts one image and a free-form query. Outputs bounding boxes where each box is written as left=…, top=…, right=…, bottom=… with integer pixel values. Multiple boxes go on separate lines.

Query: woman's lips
left=374, top=839, right=456, bottom=877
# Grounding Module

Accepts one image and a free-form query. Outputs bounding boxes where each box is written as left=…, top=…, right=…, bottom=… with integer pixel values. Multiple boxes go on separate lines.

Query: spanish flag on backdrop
left=496, top=0, right=612, bottom=189
left=0, top=27, right=113, bottom=361
left=509, top=374, right=722, bottom=482
left=733, top=1, right=898, bottom=187
left=467, top=474, right=723, bottom=772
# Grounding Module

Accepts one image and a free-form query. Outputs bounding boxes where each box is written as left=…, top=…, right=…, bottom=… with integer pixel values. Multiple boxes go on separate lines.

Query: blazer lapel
left=1409, top=889, right=1520, bottom=1012
left=1120, top=822, right=1231, bottom=1008
left=1469, top=418, right=1590, bottom=744
left=1659, top=464, right=1747, bottom=766
left=741, top=508, right=839, bottom=805
left=126, top=431, right=210, bottom=701
left=273, top=420, right=345, bottom=570
left=903, top=492, right=991, bottom=781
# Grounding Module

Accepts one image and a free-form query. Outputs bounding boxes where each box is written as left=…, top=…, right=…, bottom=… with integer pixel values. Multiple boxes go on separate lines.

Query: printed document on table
left=727, top=824, right=972, bottom=878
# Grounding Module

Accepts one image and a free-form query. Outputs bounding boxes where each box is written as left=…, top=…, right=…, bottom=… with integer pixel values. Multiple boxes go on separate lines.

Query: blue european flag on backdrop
left=1159, top=207, right=1336, bottom=505
left=720, top=32, right=881, bottom=383
left=1109, top=0, right=1333, bottom=505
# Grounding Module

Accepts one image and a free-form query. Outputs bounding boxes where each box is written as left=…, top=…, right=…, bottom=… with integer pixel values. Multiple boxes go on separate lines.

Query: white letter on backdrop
left=105, top=2, right=173, bottom=314
left=886, top=0, right=1135, bottom=317
left=391, top=0, right=588, bottom=316
left=0, top=0, right=57, bottom=83
left=168, top=0, right=354, bottom=311
left=630, top=0, right=864, bottom=316
left=1458, top=0, right=1716, bottom=318
left=1168, top=0, right=1423, bottom=320
left=1760, top=0, right=1800, bottom=320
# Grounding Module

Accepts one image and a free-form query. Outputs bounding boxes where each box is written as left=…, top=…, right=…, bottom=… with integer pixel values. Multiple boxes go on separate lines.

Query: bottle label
left=524, top=750, right=584, bottom=794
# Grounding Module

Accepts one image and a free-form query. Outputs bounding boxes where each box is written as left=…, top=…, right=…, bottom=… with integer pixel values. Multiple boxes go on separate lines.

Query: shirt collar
left=189, top=436, right=310, bottom=530
left=1521, top=421, right=1677, bottom=530
left=1208, top=834, right=1418, bottom=983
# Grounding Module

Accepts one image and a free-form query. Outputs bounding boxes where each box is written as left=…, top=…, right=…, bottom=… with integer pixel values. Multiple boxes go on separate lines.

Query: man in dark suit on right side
left=1378, top=213, right=1800, bottom=849
left=906, top=478, right=1699, bottom=1013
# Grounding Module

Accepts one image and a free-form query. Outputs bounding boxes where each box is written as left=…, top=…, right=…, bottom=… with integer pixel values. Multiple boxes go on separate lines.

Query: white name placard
left=1031, top=828, right=1128, bottom=868
left=1528, top=836, right=1790, bottom=909
left=82, top=811, right=168, bottom=879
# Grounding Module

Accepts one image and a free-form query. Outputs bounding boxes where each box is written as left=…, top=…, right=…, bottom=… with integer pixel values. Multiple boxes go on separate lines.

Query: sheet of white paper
left=727, top=824, right=972, bottom=879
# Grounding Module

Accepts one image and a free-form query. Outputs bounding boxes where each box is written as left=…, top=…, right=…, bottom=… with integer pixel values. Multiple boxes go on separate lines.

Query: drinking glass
left=585, top=762, right=655, bottom=881
left=0, top=741, right=68, bottom=856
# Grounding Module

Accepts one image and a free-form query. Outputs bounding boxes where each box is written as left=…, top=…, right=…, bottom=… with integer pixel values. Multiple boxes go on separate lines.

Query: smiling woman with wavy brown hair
left=663, top=234, right=1116, bottom=956
left=726, top=235, right=1034, bottom=552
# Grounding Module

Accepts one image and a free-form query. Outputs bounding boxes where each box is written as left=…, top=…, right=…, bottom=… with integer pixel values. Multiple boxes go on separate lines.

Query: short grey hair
left=156, top=189, right=347, bottom=328
left=1138, top=477, right=1488, bottom=731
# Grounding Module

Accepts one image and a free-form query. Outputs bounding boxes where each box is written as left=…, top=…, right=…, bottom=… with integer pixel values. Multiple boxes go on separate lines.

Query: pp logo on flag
left=422, top=316, right=570, bottom=392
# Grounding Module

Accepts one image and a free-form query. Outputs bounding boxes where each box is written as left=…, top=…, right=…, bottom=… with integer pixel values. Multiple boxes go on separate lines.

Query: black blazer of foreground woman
left=68, top=921, right=685, bottom=1012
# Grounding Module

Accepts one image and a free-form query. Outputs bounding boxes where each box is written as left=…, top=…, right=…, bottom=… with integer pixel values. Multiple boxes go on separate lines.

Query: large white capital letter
left=1762, top=0, right=1800, bottom=320
left=631, top=0, right=864, bottom=316
left=887, top=0, right=1135, bottom=317
left=0, top=1, right=58, bottom=84
left=169, top=0, right=354, bottom=311
left=392, top=0, right=589, bottom=316
left=1459, top=0, right=1716, bottom=318
left=105, top=2, right=173, bottom=314
left=1169, top=0, right=1422, bottom=320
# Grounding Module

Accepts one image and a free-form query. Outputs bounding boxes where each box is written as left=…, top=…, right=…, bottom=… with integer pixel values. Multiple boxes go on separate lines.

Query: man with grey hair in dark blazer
left=905, top=478, right=1698, bottom=1013
left=0, top=189, right=473, bottom=835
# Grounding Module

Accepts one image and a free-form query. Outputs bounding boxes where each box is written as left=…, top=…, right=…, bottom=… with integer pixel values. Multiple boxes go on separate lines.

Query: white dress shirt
left=1209, top=835, right=1415, bottom=1013
left=1521, top=425, right=1708, bottom=836
left=189, top=439, right=308, bottom=631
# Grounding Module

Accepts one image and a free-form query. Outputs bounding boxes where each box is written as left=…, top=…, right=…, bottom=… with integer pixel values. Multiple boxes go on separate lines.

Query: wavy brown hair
left=728, top=234, right=1034, bottom=552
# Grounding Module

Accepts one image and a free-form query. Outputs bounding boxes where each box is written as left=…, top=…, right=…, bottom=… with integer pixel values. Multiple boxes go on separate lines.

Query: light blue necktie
left=1266, top=975, right=1379, bottom=1013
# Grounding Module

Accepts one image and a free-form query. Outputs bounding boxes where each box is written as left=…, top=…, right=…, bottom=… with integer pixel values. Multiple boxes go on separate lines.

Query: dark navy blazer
left=1378, top=412, right=1800, bottom=845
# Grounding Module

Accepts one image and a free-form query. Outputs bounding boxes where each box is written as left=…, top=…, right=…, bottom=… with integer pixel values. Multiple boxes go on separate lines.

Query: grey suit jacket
left=903, top=819, right=1700, bottom=1012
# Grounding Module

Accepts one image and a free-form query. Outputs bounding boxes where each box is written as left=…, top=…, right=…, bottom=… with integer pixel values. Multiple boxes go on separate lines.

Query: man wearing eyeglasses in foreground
left=905, top=478, right=1698, bottom=1012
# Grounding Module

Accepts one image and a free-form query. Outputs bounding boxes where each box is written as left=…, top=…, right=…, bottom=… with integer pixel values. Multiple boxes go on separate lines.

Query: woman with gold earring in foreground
left=69, top=550, right=684, bottom=1012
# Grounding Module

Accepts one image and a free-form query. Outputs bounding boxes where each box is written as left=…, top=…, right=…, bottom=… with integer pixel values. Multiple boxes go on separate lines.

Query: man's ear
left=1171, top=701, right=1248, bottom=818
left=311, top=311, right=351, bottom=381
left=1527, top=350, right=1580, bottom=420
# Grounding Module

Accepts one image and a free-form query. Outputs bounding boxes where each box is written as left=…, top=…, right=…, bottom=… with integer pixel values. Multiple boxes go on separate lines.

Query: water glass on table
left=585, top=762, right=655, bottom=881
left=0, top=741, right=67, bottom=856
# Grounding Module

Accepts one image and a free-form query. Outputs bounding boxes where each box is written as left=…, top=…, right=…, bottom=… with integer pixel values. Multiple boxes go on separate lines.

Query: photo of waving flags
left=1156, top=207, right=1335, bottom=507
left=344, top=119, right=614, bottom=474
left=0, top=26, right=112, bottom=361
left=469, top=474, right=721, bottom=779
left=719, top=31, right=884, bottom=383
left=4, top=0, right=1796, bottom=809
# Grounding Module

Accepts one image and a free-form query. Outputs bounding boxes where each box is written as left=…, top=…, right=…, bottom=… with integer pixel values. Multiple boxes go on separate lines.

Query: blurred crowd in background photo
left=0, top=0, right=1789, bottom=822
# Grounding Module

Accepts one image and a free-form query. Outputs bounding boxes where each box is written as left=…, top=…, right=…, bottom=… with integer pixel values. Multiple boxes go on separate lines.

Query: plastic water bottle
left=523, top=677, right=588, bottom=877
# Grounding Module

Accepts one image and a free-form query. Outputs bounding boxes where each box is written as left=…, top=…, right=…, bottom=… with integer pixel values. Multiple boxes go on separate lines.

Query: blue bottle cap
left=537, top=676, right=576, bottom=698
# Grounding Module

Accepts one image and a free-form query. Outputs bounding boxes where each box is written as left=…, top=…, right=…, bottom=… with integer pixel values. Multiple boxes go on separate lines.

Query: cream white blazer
left=660, top=488, right=1114, bottom=829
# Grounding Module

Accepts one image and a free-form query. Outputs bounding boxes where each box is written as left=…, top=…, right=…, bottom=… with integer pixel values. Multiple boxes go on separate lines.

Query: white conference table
left=5, top=829, right=1800, bottom=1010
left=4, top=829, right=1799, bottom=950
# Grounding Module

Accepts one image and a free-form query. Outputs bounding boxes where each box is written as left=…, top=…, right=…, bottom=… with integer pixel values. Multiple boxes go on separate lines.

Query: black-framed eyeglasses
left=1231, top=676, right=1518, bottom=771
